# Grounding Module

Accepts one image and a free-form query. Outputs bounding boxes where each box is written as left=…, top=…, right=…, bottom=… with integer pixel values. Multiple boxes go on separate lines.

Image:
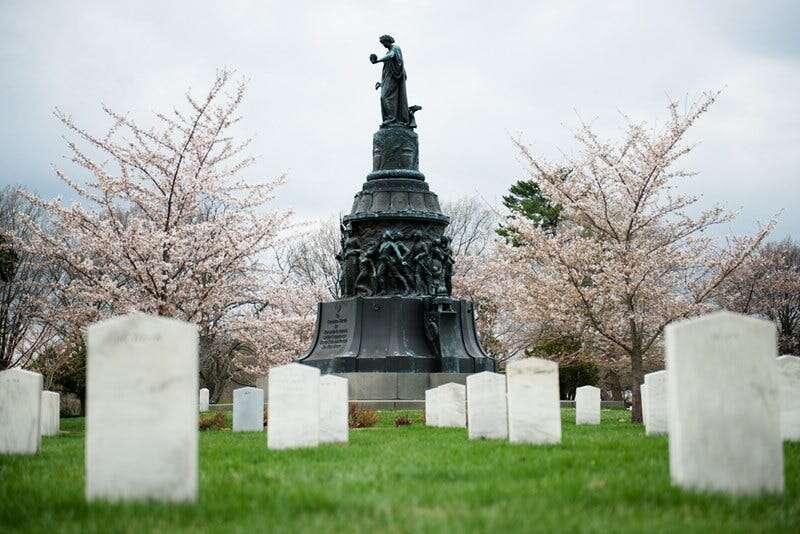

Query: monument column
left=300, top=35, right=495, bottom=401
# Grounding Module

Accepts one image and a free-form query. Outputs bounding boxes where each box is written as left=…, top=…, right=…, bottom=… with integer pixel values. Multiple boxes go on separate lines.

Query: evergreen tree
left=497, top=175, right=564, bottom=242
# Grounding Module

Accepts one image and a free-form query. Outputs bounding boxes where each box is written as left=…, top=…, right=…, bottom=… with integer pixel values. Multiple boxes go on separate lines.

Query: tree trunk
left=210, top=378, right=227, bottom=404
left=629, top=349, right=644, bottom=423
left=609, top=371, right=623, bottom=401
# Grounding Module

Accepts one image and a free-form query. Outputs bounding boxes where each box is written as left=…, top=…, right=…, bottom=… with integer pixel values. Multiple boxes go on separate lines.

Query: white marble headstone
left=232, top=387, right=264, bottom=432
left=777, top=355, right=800, bottom=441
left=640, top=384, right=649, bottom=427
left=198, top=388, right=210, bottom=412
left=86, top=313, right=199, bottom=502
left=466, top=372, right=507, bottom=439
left=644, top=371, right=668, bottom=435
left=0, top=368, right=42, bottom=454
left=319, top=375, right=348, bottom=444
left=436, top=383, right=466, bottom=428
left=665, top=311, right=783, bottom=495
left=575, top=385, right=600, bottom=425
left=267, top=363, right=320, bottom=450
left=40, top=390, right=60, bottom=437
left=507, top=358, right=561, bottom=444
left=425, top=387, right=441, bottom=427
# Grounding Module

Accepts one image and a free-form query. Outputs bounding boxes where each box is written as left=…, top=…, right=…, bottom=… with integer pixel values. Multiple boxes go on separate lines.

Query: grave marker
left=40, top=391, right=60, bottom=437
left=232, top=387, right=264, bottom=432
left=199, top=388, right=209, bottom=412
left=466, top=372, right=507, bottom=439
left=644, top=371, right=668, bottom=435
left=425, top=386, right=441, bottom=427
left=665, top=311, right=783, bottom=495
left=507, top=358, right=561, bottom=444
left=267, top=363, right=320, bottom=449
left=0, top=368, right=42, bottom=454
left=640, top=384, right=649, bottom=427
left=437, top=383, right=466, bottom=428
left=575, top=385, right=600, bottom=425
left=319, top=375, right=348, bottom=444
left=777, top=355, right=800, bottom=441
left=86, top=313, right=199, bottom=502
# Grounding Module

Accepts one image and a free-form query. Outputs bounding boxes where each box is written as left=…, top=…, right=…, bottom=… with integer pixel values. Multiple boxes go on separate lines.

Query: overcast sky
left=1, top=0, right=798, bottom=238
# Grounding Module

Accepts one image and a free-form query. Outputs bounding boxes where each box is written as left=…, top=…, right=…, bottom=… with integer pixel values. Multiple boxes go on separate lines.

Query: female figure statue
left=370, top=35, right=410, bottom=127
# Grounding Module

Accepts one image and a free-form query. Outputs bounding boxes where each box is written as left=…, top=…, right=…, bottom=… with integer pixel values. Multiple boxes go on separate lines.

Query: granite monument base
left=255, top=372, right=469, bottom=410
left=337, top=372, right=470, bottom=410
left=338, top=372, right=469, bottom=398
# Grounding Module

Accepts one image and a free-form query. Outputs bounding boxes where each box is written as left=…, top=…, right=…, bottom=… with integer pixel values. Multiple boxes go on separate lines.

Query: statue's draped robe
left=380, top=46, right=409, bottom=126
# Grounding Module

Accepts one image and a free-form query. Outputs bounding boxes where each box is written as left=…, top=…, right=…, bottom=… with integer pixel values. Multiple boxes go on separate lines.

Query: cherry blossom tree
left=503, top=92, right=771, bottom=422
left=275, top=218, right=343, bottom=300
left=716, top=238, right=800, bottom=354
left=0, top=188, right=55, bottom=370
left=451, top=251, right=535, bottom=363
left=444, top=195, right=498, bottom=258
left=15, top=70, right=315, bottom=399
left=443, top=196, right=535, bottom=362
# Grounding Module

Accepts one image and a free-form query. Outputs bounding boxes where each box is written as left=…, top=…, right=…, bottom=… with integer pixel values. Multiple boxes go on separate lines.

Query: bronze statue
left=370, top=35, right=410, bottom=127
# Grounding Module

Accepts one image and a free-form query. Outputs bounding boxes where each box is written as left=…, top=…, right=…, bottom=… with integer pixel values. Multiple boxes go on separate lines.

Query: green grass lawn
left=1, top=409, right=798, bottom=533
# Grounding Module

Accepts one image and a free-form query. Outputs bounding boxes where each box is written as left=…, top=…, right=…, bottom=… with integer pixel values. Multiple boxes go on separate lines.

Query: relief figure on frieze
left=436, top=235, right=455, bottom=295
left=427, top=253, right=444, bottom=295
left=408, top=230, right=431, bottom=295
left=340, top=237, right=362, bottom=297
left=427, top=237, right=451, bottom=296
left=355, top=243, right=379, bottom=296
left=376, top=230, right=411, bottom=295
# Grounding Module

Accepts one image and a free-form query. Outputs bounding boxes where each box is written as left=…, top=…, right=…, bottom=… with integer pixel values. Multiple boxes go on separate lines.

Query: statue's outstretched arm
left=370, top=48, right=396, bottom=64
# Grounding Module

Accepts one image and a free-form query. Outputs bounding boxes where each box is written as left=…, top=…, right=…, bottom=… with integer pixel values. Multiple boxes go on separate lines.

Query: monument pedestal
left=256, top=371, right=470, bottom=409
left=299, top=296, right=494, bottom=374
left=335, top=372, right=470, bottom=409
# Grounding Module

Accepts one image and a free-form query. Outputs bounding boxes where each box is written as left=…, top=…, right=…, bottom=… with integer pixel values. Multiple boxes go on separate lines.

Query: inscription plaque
left=314, top=301, right=357, bottom=355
